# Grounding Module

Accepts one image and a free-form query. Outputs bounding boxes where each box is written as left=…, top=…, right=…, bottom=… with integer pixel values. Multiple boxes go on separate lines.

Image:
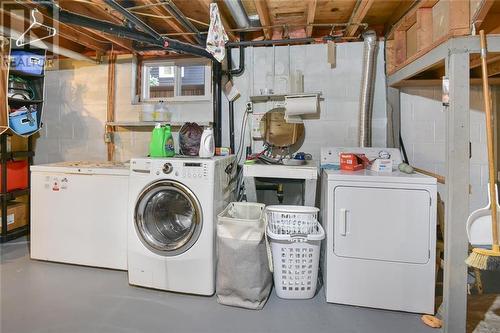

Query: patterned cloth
left=206, top=3, right=228, bottom=62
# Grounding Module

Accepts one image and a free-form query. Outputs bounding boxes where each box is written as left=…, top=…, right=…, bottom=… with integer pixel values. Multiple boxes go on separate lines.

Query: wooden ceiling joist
left=0, top=7, right=110, bottom=54
left=471, top=0, right=495, bottom=30
left=57, top=0, right=133, bottom=52
left=305, top=0, right=317, bottom=37
left=134, top=0, right=197, bottom=44
left=345, top=0, right=375, bottom=37
left=254, top=0, right=272, bottom=39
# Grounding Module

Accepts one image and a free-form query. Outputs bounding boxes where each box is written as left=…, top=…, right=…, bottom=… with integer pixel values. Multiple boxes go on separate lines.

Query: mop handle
left=480, top=30, right=499, bottom=250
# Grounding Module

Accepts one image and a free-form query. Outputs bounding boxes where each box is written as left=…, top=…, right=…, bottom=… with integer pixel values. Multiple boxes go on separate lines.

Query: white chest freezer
left=320, top=148, right=437, bottom=314
left=30, top=161, right=129, bottom=270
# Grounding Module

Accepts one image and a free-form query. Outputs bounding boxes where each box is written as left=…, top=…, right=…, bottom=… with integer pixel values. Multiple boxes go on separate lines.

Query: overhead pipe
left=103, top=0, right=163, bottom=42
left=226, top=36, right=330, bottom=48
left=223, top=0, right=251, bottom=29
left=35, top=1, right=213, bottom=58
left=358, top=30, right=378, bottom=147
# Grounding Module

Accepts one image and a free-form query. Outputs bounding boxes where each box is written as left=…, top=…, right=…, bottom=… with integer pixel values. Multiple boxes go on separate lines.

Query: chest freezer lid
left=323, top=169, right=437, bottom=185
left=30, top=161, right=130, bottom=175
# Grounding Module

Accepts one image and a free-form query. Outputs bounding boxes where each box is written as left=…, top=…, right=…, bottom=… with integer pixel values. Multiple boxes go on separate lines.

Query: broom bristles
left=466, top=249, right=500, bottom=271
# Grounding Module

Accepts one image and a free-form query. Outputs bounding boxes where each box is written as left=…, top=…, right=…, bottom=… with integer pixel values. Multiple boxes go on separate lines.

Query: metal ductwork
left=223, top=0, right=250, bottom=28
left=358, top=30, right=378, bottom=147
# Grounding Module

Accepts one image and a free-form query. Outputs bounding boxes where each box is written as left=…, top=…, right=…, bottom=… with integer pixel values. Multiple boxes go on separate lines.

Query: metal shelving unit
left=0, top=134, right=33, bottom=243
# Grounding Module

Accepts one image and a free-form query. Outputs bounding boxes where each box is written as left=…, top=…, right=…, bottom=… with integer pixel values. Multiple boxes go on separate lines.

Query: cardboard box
left=0, top=202, right=27, bottom=232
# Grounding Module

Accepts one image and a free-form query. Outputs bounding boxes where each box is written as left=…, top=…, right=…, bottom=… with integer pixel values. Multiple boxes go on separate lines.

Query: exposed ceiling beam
left=305, top=0, right=317, bottom=37
left=253, top=0, right=271, bottom=39
left=55, top=1, right=134, bottom=51
left=136, top=0, right=197, bottom=44
left=0, top=7, right=110, bottom=54
left=345, top=0, right=375, bottom=37
left=195, top=0, right=237, bottom=40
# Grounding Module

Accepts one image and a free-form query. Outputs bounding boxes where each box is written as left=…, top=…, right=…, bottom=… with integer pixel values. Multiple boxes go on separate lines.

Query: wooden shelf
left=0, top=188, right=29, bottom=201
left=106, top=121, right=211, bottom=128
left=4, top=151, right=35, bottom=159
left=250, top=92, right=322, bottom=103
left=8, top=69, right=44, bottom=78
left=8, top=98, right=43, bottom=104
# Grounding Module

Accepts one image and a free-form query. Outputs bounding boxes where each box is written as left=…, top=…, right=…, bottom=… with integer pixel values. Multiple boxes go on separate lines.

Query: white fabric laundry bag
left=206, top=3, right=228, bottom=62
left=216, top=202, right=273, bottom=310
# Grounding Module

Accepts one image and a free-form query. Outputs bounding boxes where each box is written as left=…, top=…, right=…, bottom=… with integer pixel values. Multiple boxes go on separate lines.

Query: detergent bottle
left=199, top=127, right=215, bottom=158
left=149, top=123, right=166, bottom=157
left=164, top=124, right=175, bottom=157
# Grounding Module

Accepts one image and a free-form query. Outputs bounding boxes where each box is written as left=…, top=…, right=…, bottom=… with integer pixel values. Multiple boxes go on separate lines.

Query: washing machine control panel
left=180, top=162, right=208, bottom=179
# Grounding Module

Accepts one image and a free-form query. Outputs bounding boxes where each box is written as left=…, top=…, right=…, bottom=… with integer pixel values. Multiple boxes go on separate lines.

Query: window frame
left=140, top=58, right=212, bottom=103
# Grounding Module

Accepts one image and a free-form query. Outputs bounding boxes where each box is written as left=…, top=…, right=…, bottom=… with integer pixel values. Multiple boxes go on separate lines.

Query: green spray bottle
left=164, top=124, right=175, bottom=157
left=149, top=123, right=166, bottom=157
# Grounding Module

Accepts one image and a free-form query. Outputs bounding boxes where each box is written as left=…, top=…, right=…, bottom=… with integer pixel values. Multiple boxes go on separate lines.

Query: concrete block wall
left=400, top=86, right=490, bottom=213
left=36, top=42, right=387, bottom=168
left=35, top=57, right=213, bottom=164
left=224, top=42, right=387, bottom=162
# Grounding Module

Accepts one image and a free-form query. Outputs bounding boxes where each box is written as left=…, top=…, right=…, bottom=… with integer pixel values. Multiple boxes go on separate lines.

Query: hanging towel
left=206, top=3, right=228, bottom=62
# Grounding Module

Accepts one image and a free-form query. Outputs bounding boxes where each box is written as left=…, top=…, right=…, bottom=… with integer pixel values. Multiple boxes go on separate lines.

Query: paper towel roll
left=284, top=95, right=318, bottom=116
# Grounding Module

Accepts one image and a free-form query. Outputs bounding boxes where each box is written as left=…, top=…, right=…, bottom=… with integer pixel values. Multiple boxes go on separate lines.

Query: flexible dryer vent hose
left=358, top=30, right=378, bottom=147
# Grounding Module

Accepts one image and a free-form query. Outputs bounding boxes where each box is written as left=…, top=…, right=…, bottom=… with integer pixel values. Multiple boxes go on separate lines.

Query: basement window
left=141, top=59, right=211, bottom=102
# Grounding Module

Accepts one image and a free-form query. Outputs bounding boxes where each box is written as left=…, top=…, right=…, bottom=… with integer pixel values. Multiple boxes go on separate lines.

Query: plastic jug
left=164, top=125, right=175, bottom=157
left=199, top=127, right=215, bottom=158
left=149, top=123, right=166, bottom=157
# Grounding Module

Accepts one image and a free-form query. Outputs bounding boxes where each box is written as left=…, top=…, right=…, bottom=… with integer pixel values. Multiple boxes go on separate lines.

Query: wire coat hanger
left=16, top=9, right=57, bottom=47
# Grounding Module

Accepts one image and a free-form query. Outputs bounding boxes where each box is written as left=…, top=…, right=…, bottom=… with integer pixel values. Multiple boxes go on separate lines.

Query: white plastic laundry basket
left=265, top=205, right=325, bottom=299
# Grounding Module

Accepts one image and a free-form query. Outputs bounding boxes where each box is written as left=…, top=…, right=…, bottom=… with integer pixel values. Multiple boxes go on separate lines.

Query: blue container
left=10, top=51, right=45, bottom=75
left=9, top=110, right=38, bottom=135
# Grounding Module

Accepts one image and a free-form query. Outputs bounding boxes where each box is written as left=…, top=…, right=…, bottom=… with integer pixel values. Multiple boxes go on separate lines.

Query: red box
left=340, top=153, right=367, bottom=171
left=0, top=160, right=29, bottom=191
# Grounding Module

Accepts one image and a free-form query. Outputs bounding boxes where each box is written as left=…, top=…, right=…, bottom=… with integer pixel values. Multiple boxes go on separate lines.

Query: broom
left=465, top=30, right=500, bottom=271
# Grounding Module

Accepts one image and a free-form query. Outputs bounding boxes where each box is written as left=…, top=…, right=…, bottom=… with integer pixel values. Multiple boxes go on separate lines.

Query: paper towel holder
left=284, top=93, right=320, bottom=124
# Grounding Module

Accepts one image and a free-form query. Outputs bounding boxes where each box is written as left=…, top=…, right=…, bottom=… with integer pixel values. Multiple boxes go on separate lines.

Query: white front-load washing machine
left=127, top=156, right=235, bottom=295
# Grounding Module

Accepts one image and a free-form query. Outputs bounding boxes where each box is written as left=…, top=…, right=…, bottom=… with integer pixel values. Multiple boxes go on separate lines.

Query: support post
left=106, top=53, right=116, bottom=161
left=442, top=50, right=469, bottom=333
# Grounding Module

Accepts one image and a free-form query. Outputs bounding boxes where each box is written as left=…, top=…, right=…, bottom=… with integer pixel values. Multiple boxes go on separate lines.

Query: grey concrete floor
left=1, top=239, right=435, bottom=333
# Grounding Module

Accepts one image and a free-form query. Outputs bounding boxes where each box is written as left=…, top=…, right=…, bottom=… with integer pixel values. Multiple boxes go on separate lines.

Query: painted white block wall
left=400, top=86, right=489, bottom=213
left=35, top=42, right=387, bottom=168
left=224, top=42, right=387, bottom=162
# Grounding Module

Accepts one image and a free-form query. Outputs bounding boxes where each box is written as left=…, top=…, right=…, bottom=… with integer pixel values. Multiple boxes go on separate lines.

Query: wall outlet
left=251, top=113, right=264, bottom=140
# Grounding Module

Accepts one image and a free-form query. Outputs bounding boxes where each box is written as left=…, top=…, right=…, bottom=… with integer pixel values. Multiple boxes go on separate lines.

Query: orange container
left=340, top=153, right=368, bottom=171
left=0, top=160, right=29, bottom=191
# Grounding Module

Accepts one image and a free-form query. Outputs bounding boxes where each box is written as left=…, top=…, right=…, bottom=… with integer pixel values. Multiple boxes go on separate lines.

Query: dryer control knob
left=162, top=163, right=173, bottom=174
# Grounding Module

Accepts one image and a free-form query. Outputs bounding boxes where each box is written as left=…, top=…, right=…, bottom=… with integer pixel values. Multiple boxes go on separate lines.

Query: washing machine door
left=135, top=180, right=203, bottom=256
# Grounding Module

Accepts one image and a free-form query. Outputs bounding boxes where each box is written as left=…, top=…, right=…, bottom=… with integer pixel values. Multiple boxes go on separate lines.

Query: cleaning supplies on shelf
left=199, top=127, right=215, bottom=158
left=164, top=124, right=175, bottom=157
left=154, top=100, right=171, bottom=122
left=149, top=123, right=166, bottom=157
